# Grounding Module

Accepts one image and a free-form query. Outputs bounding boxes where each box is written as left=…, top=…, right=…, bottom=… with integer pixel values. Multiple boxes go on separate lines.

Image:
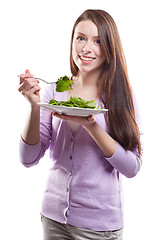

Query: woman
left=19, top=9, right=142, bottom=240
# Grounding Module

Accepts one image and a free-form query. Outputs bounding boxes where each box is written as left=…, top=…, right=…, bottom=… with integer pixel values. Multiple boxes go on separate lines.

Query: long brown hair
left=70, top=9, right=141, bottom=156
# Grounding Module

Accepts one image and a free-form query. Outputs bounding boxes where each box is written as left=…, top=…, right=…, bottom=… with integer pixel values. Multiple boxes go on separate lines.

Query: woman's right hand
left=18, top=69, right=41, bottom=107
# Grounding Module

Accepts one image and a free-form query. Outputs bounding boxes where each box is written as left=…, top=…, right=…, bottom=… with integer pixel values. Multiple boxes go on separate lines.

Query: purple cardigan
left=19, top=84, right=142, bottom=231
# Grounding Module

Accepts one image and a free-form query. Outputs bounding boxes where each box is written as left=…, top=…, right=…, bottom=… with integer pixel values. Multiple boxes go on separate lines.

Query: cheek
left=97, top=48, right=105, bottom=63
left=72, top=43, right=81, bottom=64
left=96, top=47, right=103, bottom=58
left=73, top=40, right=82, bottom=54
left=72, top=49, right=78, bottom=64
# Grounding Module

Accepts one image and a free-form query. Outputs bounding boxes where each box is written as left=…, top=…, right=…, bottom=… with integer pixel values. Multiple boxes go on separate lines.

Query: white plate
left=38, top=103, right=109, bottom=117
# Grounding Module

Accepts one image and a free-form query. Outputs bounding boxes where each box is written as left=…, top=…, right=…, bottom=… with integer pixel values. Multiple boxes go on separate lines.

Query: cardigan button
left=70, top=156, right=72, bottom=160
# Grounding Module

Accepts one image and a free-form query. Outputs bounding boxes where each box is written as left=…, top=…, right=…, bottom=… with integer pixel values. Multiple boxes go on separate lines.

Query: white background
left=0, top=0, right=160, bottom=239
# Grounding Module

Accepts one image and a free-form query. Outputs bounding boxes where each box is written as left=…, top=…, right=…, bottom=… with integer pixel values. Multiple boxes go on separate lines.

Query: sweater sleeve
left=105, top=143, right=142, bottom=178
left=19, top=84, right=55, bottom=167
left=105, top=91, right=142, bottom=178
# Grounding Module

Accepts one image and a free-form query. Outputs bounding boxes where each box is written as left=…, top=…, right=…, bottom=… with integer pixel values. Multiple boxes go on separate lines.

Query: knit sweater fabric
left=19, top=84, right=142, bottom=231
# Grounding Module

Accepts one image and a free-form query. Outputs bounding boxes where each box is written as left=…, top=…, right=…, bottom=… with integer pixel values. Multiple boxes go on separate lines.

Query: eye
left=95, top=39, right=100, bottom=44
left=77, top=36, right=85, bottom=41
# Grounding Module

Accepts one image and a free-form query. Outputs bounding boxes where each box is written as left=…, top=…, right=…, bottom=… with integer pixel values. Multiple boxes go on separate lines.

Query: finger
left=19, top=74, right=31, bottom=84
left=52, top=112, right=65, bottom=118
left=18, top=77, right=40, bottom=93
left=25, top=69, right=34, bottom=77
left=22, top=85, right=41, bottom=97
left=25, top=69, right=31, bottom=75
left=51, top=111, right=55, bottom=115
left=52, top=113, right=86, bottom=123
left=27, top=85, right=41, bottom=94
left=19, top=71, right=34, bottom=84
left=18, top=81, right=28, bottom=92
left=24, top=77, right=39, bottom=84
left=88, top=115, right=96, bottom=122
left=19, top=74, right=27, bottom=84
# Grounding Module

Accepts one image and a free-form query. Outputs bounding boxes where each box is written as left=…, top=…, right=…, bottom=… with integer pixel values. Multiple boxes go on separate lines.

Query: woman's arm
left=84, top=119, right=142, bottom=178
left=85, top=121, right=141, bottom=178
left=18, top=70, right=52, bottom=167
left=21, top=105, right=40, bottom=145
left=18, top=69, right=41, bottom=145
left=52, top=113, right=117, bottom=158
left=52, top=113, right=141, bottom=178
left=83, top=121, right=117, bottom=158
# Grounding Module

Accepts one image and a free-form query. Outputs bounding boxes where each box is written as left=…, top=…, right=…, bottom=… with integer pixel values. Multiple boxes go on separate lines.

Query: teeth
left=79, top=56, right=95, bottom=61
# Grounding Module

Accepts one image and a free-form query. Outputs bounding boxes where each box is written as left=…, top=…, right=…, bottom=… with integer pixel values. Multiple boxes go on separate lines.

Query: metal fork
left=33, top=77, right=56, bottom=84
left=18, top=75, right=56, bottom=84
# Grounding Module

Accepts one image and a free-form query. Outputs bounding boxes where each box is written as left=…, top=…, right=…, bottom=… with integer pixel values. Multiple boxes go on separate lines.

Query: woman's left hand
left=51, top=112, right=96, bottom=128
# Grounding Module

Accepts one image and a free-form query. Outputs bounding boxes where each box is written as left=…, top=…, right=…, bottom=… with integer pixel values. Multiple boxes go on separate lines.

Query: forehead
left=74, top=20, right=99, bottom=37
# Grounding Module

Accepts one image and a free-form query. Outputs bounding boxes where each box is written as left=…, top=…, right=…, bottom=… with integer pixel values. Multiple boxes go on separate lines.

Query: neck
left=76, top=71, right=100, bottom=87
left=71, top=70, right=100, bottom=101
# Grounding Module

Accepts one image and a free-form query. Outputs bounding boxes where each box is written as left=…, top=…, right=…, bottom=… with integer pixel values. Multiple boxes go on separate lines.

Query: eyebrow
left=75, top=32, right=99, bottom=38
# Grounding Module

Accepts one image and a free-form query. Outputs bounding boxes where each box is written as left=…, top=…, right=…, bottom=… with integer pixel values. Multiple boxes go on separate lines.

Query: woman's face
left=72, top=20, right=105, bottom=75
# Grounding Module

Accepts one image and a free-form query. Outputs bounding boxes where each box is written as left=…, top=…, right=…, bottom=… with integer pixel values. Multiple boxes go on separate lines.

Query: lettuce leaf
left=49, top=95, right=101, bottom=109
left=56, top=75, right=73, bottom=92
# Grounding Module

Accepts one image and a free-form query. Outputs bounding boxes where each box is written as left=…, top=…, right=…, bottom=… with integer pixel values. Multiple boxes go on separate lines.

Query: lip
left=79, top=54, right=96, bottom=63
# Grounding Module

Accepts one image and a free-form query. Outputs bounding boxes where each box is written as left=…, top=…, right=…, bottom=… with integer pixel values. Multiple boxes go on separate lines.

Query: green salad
left=49, top=95, right=101, bottom=109
left=56, top=75, right=73, bottom=92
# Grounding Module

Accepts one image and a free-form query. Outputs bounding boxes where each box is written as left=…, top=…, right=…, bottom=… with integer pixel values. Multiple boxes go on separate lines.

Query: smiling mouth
left=79, top=55, right=96, bottom=61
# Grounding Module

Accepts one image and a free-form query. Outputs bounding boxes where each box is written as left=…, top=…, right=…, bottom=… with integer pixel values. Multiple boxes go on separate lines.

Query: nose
left=82, top=41, right=92, bottom=53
